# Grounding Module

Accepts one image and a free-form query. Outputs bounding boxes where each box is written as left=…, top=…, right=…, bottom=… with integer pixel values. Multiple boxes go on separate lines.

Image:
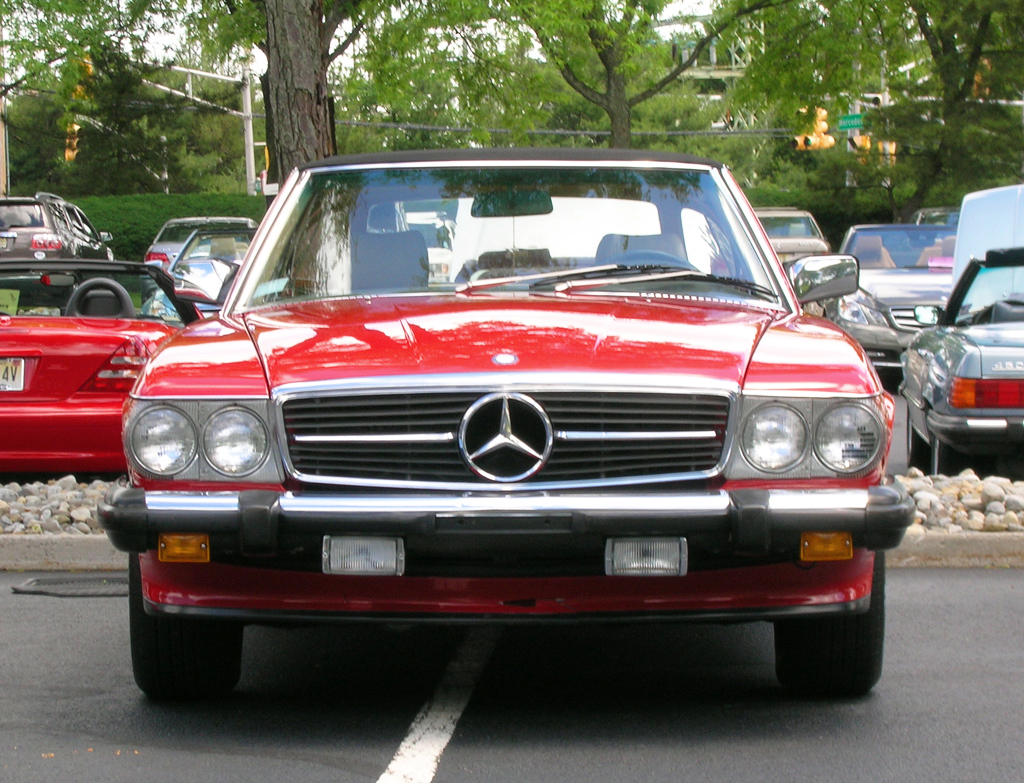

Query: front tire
left=129, top=554, right=244, bottom=700
left=774, top=553, right=885, bottom=698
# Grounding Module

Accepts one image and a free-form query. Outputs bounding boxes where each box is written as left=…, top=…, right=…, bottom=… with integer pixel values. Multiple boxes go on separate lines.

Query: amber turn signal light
left=800, top=531, right=853, bottom=562
left=158, top=533, right=210, bottom=563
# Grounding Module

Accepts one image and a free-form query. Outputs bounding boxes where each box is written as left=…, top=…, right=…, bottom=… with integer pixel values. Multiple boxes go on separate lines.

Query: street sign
left=838, top=113, right=864, bottom=131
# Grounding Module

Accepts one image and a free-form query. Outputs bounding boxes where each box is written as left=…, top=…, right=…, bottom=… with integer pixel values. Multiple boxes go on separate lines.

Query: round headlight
left=741, top=405, right=807, bottom=471
left=131, top=407, right=197, bottom=475
left=814, top=405, right=882, bottom=472
left=202, top=408, right=269, bottom=476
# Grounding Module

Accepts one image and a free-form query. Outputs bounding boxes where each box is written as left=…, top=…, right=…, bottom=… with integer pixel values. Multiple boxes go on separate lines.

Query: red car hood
left=243, top=296, right=774, bottom=389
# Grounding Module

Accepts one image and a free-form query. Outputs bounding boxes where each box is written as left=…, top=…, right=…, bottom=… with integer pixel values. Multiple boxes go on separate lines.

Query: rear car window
left=0, top=205, right=45, bottom=229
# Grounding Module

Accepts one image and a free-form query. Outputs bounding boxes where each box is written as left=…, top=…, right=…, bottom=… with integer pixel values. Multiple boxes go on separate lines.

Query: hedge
left=71, top=193, right=269, bottom=262
left=70, top=186, right=892, bottom=262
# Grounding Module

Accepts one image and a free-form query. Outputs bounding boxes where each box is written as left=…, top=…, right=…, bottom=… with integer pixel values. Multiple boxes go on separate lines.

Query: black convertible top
left=299, top=147, right=724, bottom=171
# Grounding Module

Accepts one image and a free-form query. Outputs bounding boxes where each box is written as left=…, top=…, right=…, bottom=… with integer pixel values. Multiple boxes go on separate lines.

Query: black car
left=0, top=192, right=113, bottom=261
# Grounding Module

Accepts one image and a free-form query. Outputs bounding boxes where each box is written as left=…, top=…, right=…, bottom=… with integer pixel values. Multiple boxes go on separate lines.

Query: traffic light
left=64, top=123, right=80, bottom=162
left=792, top=108, right=835, bottom=151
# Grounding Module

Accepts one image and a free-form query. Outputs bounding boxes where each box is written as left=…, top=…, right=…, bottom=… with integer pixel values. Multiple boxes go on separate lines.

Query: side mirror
left=99, top=231, right=113, bottom=242
left=788, top=254, right=859, bottom=304
left=914, top=305, right=942, bottom=325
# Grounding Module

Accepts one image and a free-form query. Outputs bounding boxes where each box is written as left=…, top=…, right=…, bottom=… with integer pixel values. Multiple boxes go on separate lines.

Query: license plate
left=0, top=237, right=7, bottom=250
left=0, top=358, right=25, bottom=391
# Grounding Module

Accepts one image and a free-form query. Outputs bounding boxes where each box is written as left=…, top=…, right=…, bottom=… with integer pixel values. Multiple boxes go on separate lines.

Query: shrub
left=72, top=193, right=268, bottom=261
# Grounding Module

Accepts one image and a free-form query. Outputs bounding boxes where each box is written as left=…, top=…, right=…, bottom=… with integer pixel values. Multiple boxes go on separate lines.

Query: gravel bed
left=0, top=476, right=120, bottom=536
left=2, top=470, right=1023, bottom=538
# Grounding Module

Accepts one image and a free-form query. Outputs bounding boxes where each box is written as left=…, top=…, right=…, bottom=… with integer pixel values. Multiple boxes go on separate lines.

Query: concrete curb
left=2, top=531, right=1024, bottom=571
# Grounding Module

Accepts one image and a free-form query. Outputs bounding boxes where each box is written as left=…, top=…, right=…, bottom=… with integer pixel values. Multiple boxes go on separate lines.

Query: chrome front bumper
left=101, top=484, right=914, bottom=557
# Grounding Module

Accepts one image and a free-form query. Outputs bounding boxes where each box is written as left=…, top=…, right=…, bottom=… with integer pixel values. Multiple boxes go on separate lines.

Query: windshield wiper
left=551, top=267, right=778, bottom=301
left=456, top=264, right=622, bottom=293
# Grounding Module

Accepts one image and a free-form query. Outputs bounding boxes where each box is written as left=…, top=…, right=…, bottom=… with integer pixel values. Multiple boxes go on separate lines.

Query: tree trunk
left=607, top=74, right=631, bottom=148
left=264, top=0, right=335, bottom=178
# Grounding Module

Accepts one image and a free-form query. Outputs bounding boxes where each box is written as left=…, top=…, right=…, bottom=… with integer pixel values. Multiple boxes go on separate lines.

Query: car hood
left=242, top=296, right=774, bottom=390
left=860, top=269, right=952, bottom=306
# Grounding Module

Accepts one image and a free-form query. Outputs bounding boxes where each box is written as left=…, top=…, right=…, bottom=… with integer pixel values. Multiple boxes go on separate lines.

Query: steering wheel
left=601, top=249, right=697, bottom=271
left=65, top=277, right=136, bottom=317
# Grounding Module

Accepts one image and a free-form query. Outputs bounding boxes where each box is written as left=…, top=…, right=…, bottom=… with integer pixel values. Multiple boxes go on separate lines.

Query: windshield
left=759, top=215, right=822, bottom=240
left=243, top=165, right=774, bottom=307
left=842, top=226, right=956, bottom=270
left=954, top=265, right=1024, bottom=324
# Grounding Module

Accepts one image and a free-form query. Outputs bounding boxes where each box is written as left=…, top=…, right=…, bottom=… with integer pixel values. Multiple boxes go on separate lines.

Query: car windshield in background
left=842, top=226, right=957, bottom=270
left=759, top=215, right=823, bottom=240
left=244, top=165, right=773, bottom=307
left=954, top=265, right=1024, bottom=324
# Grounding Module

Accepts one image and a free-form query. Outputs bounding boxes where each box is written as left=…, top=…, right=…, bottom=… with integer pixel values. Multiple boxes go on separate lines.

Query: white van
left=952, top=184, right=1024, bottom=284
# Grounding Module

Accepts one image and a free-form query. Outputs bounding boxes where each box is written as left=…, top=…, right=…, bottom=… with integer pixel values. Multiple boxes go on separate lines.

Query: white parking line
left=376, top=626, right=501, bottom=783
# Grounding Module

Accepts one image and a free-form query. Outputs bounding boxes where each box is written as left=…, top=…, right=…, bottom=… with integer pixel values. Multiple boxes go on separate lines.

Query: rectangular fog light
left=605, top=537, right=687, bottom=576
left=800, top=531, right=853, bottom=562
left=158, top=533, right=209, bottom=563
left=322, top=536, right=405, bottom=575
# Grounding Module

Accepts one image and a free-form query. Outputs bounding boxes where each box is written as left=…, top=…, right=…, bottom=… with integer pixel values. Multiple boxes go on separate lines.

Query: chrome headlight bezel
left=728, top=393, right=888, bottom=479
left=125, top=398, right=282, bottom=483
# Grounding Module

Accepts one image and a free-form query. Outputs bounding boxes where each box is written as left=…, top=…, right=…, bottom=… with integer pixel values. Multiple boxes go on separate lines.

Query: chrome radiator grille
left=281, top=389, right=730, bottom=486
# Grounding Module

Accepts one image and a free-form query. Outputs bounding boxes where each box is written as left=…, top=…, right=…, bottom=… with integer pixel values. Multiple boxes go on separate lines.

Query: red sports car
left=100, top=149, right=914, bottom=700
left=0, top=259, right=199, bottom=475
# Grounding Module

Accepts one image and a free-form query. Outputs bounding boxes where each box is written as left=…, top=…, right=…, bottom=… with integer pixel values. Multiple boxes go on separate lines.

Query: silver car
left=902, top=246, right=1024, bottom=476
left=754, top=207, right=830, bottom=262
left=144, top=216, right=258, bottom=270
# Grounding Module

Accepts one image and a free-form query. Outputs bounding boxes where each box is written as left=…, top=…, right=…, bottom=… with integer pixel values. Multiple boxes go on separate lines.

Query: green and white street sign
left=837, top=113, right=864, bottom=131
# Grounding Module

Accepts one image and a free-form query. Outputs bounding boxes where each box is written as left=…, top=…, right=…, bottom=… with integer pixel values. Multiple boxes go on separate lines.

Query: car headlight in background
left=130, top=407, right=198, bottom=475
left=741, top=405, right=808, bottom=471
left=202, top=408, right=269, bottom=475
left=814, top=405, right=882, bottom=472
left=836, top=290, right=889, bottom=327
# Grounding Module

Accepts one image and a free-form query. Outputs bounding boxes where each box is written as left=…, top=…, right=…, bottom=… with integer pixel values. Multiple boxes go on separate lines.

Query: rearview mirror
left=471, top=189, right=553, bottom=218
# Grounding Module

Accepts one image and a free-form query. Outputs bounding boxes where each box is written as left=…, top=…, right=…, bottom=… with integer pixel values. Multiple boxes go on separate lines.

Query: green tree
left=738, top=0, right=1024, bottom=219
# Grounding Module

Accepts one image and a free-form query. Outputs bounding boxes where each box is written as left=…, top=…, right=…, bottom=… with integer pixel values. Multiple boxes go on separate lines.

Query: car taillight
left=950, top=377, right=1024, bottom=409
left=31, top=233, right=63, bottom=251
left=145, top=251, right=170, bottom=270
left=81, top=336, right=150, bottom=393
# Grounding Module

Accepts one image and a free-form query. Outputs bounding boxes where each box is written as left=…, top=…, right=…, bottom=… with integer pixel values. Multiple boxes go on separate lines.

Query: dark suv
left=0, top=192, right=113, bottom=260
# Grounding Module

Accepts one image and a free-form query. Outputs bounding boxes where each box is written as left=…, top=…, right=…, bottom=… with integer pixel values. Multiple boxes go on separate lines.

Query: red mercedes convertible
left=100, top=149, right=914, bottom=700
left=0, top=259, right=199, bottom=475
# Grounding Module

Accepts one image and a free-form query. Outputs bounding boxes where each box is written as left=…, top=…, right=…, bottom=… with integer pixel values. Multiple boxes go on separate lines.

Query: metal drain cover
left=12, top=574, right=129, bottom=597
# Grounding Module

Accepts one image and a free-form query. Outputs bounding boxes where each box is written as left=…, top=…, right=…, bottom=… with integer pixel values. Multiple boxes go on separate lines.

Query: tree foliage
left=738, top=0, right=1024, bottom=218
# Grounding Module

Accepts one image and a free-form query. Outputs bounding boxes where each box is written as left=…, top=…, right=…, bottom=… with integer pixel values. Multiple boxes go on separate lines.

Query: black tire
left=128, top=554, right=244, bottom=700
left=906, top=420, right=932, bottom=473
left=774, top=553, right=885, bottom=698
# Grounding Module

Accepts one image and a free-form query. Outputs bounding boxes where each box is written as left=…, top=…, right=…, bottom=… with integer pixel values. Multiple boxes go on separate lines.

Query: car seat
left=848, top=235, right=896, bottom=269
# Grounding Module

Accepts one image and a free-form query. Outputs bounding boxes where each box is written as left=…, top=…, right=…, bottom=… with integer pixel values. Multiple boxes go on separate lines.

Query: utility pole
left=0, top=17, right=9, bottom=196
left=241, top=60, right=256, bottom=196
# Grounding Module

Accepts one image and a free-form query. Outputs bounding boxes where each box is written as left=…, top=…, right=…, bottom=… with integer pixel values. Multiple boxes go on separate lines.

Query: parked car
left=902, top=246, right=1024, bottom=477
left=911, top=207, right=959, bottom=227
left=825, top=223, right=957, bottom=380
left=99, top=148, right=913, bottom=701
left=753, top=207, right=831, bottom=262
left=168, top=227, right=255, bottom=301
left=144, top=216, right=259, bottom=270
left=0, top=258, right=199, bottom=475
left=0, top=192, right=113, bottom=261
